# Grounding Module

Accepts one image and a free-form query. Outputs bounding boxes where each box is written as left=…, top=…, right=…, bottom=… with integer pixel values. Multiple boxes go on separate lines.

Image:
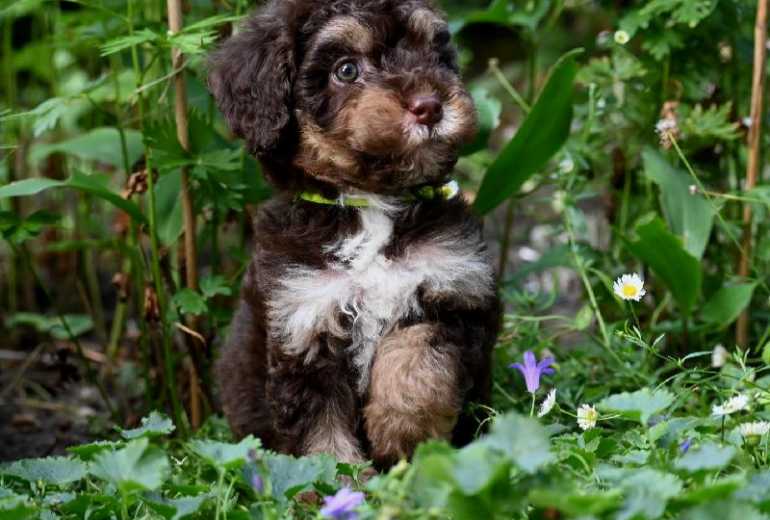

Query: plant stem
left=128, top=0, right=187, bottom=435
left=530, top=393, right=536, bottom=417
left=737, top=0, right=768, bottom=347
left=488, top=59, right=531, bottom=113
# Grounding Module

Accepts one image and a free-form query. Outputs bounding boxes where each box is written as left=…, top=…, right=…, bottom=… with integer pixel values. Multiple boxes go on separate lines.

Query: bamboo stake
left=166, top=0, right=202, bottom=430
left=736, top=0, right=768, bottom=347
left=166, top=0, right=198, bottom=294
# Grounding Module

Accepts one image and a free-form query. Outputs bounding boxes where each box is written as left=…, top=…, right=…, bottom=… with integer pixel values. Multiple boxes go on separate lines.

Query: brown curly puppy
left=209, top=0, right=500, bottom=468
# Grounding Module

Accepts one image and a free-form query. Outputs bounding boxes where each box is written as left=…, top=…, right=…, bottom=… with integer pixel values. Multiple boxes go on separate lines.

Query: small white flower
left=655, top=118, right=677, bottom=135
left=614, top=30, right=630, bottom=45
left=538, top=389, right=557, bottom=418
left=688, top=184, right=699, bottom=196
left=559, top=157, right=575, bottom=174
left=577, top=404, right=598, bottom=430
left=743, top=117, right=753, bottom=128
left=711, top=344, right=729, bottom=368
left=613, top=273, right=646, bottom=302
left=739, top=421, right=770, bottom=437
left=712, top=394, right=750, bottom=417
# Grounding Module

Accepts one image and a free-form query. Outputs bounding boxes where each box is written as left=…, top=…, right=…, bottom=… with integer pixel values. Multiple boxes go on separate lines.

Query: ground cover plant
left=2, top=0, right=770, bottom=517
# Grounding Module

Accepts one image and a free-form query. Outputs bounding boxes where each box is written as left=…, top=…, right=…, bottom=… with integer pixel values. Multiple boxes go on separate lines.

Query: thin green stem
left=128, top=0, right=187, bottom=435
left=530, top=393, right=536, bottom=417
left=488, top=59, right=531, bottom=113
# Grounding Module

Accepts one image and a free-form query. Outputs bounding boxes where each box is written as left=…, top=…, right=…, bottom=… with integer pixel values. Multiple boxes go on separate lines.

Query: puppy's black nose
left=409, top=95, right=443, bottom=127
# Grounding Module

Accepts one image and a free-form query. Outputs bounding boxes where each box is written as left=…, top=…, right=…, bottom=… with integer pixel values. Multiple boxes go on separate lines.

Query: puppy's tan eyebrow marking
left=315, top=16, right=374, bottom=54
left=408, top=8, right=445, bottom=42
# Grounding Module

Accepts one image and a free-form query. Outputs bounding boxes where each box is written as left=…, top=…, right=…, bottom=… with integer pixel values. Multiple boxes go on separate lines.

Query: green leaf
left=0, top=173, right=146, bottom=224
left=30, top=127, right=144, bottom=169
left=0, top=210, right=61, bottom=244
left=674, top=442, right=735, bottom=473
left=680, top=500, right=765, bottom=520
left=143, top=492, right=212, bottom=520
left=598, top=388, right=675, bottom=425
left=188, top=436, right=260, bottom=470
left=172, top=289, right=207, bottom=316
left=100, top=28, right=159, bottom=56
left=473, top=49, right=582, bottom=215
left=119, top=411, right=175, bottom=440
left=155, top=170, right=184, bottom=246
left=263, top=452, right=336, bottom=501
left=625, top=217, right=702, bottom=315
left=0, top=457, right=87, bottom=486
left=200, top=275, right=232, bottom=299
left=597, top=467, right=683, bottom=520
left=90, top=438, right=170, bottom=493
left=0, top=178, right=63, bottom=198
left=67, top=441, right=123, bottom=460
left=701, top=283, right=757, bottom=329
left=481, top=412, right=554, bottom=473
left=0, top=493, right=37, bottom=520
left=642, top=148, right=714, bottom=259
left=4, top=313, right=93, bottom=340
left=529, top=487, right=622, bottom=517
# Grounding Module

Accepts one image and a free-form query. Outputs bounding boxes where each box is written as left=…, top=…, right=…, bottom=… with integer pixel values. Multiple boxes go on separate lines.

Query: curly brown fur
left=210, top=0, right=500, bottom=465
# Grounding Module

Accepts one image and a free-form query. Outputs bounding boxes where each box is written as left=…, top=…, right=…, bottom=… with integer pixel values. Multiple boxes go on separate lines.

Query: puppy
left=209, top=0, right=500, bottom=467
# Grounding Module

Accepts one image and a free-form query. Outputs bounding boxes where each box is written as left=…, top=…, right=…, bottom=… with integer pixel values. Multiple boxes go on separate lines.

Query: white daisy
left=739, top=421, right=770, bottom=437
left=577, top=404, right=598, bottom=431
left=711, top=344, right=729, bottom=368
left=613, top=273, right=646, bottom=302
left=712, top=394, right=750, bottom=417
left=614, top=30, right=630, bottom=45
left=538, top=389, right=557, bottom=418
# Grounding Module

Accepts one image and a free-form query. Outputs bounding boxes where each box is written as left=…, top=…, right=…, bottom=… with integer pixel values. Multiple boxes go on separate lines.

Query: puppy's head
left=209, top=0, right=476, bottom=194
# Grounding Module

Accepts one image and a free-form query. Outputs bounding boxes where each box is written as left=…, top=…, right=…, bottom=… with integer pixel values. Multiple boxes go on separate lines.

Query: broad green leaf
left=173, top=289, right=207, bottom=316
left=0, top=457, right=87, bottom=486
left=263, top=452, right=336, bottom=501
left=473, top=49, right=581, bottom=215
left=680, top=500, right=765, bottom=520
left=674, top=442, right=735, bottom=472
left=0, top=178, right=63, bottom=198
left=482, top=412, right=554, bottom=473
left=642, top=148, right=714, bottom=259
left=597, top=467, right=683, bottom=520
left=90, top=438, right=170, bottom=493
left=188, top=436, right=260, bottom=470
left=598, top=388, right=674, bottom=425
left=625, top=217, right=701, bottom=315
left=143, top=492, right=212, bottom=520
left=529, top=487, right=622, bottom=516
left=0, top=173, right=146, bottom=223
left=735, top=471, right=770, bottom=506
left=67, top=441, right=123, bottom=460
left=0, top=493, right=37, bottom=520
left=701, top=283, right=757, bottom=329
left=155, top=170, right=184, bottom=246
left=30, top=127, right=143, bottom=169
left=119, top=411, right=175, bottom=440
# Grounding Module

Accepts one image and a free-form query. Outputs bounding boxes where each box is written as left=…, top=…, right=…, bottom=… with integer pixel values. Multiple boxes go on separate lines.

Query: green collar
left=298, top=180, right=460, bottom=207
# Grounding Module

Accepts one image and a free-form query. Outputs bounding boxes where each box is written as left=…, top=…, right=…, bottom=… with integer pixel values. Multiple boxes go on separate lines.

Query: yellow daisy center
left=622, top=284, right=638, bottom=298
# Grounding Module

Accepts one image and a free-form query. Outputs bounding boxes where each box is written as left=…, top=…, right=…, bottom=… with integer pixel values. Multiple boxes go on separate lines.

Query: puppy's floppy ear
left=208, top=2, right=297, bottom=155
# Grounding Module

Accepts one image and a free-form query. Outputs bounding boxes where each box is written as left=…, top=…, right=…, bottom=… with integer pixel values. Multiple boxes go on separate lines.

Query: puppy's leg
left=267, top=348, right=365, bottom=463
left=364, top=324, right=461, bottom=467
left=216, top=300, right=276, bottom=446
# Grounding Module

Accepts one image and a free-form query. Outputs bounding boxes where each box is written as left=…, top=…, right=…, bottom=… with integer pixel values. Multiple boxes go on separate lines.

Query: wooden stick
left=736, top=0, right=768, bottom=347
left=166, top=0, right=198, bottom=293
left=167, top=0, right=202, bottom=430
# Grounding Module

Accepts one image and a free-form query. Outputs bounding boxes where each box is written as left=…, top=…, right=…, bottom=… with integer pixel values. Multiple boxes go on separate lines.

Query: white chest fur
left=266, top=203, right=493, bottom=393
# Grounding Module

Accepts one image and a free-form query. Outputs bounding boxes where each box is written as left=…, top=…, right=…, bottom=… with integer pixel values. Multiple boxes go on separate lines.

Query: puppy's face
left=209, top=1, right=476, bottom=194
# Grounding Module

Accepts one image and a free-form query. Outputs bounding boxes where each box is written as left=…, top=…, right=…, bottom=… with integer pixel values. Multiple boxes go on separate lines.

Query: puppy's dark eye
left=335, top=61, right=359, bottom=83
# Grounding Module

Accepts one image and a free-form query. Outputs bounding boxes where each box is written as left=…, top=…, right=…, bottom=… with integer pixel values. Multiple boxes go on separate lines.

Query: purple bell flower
left=509, top=351, right=555, bottom=394
left=679, top=438, right=692, bottom=454
left=320, top=487, right=365, bottom=520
